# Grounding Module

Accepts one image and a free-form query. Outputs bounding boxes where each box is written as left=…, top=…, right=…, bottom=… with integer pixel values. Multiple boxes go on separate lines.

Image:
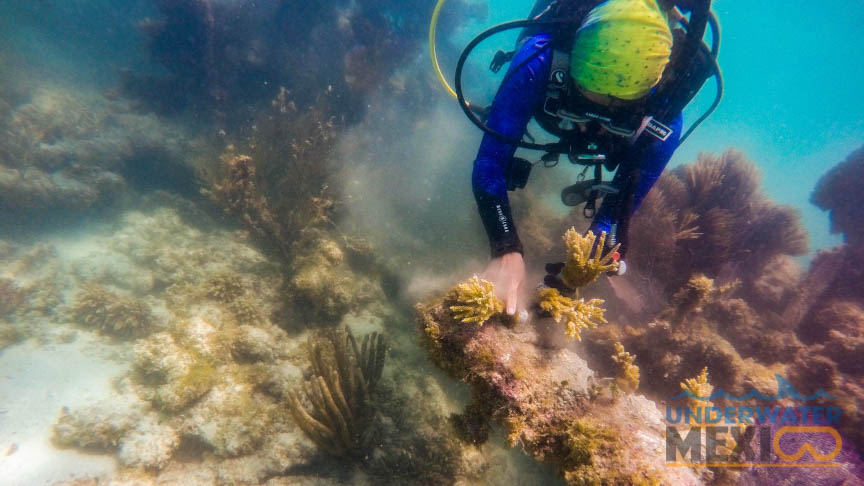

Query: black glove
left=543, top=262, right=569, bottom=292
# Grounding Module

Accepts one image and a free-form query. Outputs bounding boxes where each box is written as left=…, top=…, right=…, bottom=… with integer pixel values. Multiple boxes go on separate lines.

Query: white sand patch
left=0, top=332, right=126, bottom=485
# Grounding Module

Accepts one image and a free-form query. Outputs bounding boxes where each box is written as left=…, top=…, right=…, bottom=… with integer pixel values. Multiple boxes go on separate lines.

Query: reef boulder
left=417, top=293, right=704, bottom=485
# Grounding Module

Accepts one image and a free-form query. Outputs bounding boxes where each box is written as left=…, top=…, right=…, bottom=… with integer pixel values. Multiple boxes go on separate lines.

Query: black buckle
left=490, top=50, right=515, bottom=74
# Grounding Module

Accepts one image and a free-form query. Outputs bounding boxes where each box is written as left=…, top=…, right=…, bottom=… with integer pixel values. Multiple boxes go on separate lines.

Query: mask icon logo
left=773, top=426, right=843, bottom=462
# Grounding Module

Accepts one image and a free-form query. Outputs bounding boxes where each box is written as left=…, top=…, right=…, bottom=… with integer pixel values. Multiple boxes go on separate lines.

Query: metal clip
left=490, top=50, right=514, bottom=74
left=541, top=152, right=560, bottom=168
left=576, top=165, right=589, bottom=182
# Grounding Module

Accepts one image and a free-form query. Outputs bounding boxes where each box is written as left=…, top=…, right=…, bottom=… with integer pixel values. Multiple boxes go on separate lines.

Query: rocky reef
left=417, top=233, right=704, bottom=484
left=27, top=201, right=478, bottom=485
left=0, top=85, right=202, bottom=225
left=811, top=145, right=864, bottom=245
left=418, top=291, right=703, bottom=485
left=413, top=146, right=864, bottom=485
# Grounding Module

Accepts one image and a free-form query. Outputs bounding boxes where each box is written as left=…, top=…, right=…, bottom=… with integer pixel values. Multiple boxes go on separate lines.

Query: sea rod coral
left=288, top=327, right=388, bottom=457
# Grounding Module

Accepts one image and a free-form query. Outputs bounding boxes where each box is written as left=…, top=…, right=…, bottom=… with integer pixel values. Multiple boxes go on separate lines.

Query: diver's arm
left=472, top=33, right=552, bottom=257
left=591, top=113, right=684, bottom=258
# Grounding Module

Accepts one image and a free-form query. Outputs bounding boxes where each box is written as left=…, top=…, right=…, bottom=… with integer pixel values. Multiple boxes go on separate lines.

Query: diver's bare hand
left=483, top=252, right=525, bottom=315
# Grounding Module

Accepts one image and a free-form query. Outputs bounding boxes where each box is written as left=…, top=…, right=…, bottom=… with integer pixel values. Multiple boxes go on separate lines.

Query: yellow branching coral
left=681, top=367, right=713, bottom=413
left=538, top=288, right=606, bottom=341
left=561, top=229, right=619, bottom=290
left=449, top=276, right=503, bottom=325
left=679, top=367, right=744, bottom=454
left=611, top=342, right=640, bottom=393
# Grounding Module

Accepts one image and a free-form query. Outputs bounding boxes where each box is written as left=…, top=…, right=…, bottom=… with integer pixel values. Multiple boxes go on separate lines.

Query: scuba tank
left=429, top=0, right=722, bottom=150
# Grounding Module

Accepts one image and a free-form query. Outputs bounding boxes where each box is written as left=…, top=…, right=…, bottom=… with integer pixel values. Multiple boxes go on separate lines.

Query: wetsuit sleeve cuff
left=491, top=238, right=524, bottom=258
left=475, top=192, right=523, bottom=258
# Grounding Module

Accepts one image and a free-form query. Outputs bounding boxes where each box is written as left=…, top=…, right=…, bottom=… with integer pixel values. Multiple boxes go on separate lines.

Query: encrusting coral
left=449, top=276, right=503, bottom=325
left=132, top=332, right=217, bottom=412
left=611, top=342, right=639, bottom=393
left=560, top=229, right=619, bottom=290
left=538, top=287, right=607, bottom=340
left=53, top=405, right=137, bottom=450
left=69, top=283, right=155, bottom=338
left=563, top=418, right=633, bottom=485
left=288, top=327, right=388, bottom=458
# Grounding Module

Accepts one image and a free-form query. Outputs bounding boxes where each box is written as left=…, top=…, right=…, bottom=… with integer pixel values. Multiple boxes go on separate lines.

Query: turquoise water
left=0, top=1, right=862, bottom=485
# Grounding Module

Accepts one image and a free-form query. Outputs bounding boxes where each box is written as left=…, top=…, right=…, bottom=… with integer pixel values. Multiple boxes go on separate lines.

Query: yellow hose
left=429, top=0, right=458, bottom=99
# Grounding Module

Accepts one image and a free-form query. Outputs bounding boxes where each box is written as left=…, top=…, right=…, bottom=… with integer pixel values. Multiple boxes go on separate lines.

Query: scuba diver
left=444, top=0, right=720, bottom=315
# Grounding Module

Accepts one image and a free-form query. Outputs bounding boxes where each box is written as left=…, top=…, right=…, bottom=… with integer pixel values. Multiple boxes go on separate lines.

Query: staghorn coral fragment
left=538, top=287, right=607, bottom=341
left=611, top=342, right=640, bottom=393
left=287, top=327, right=388, bottom=458
left=681, top=367, right=713, bottom=413
left=560, top=229, right=619, bottom=290
left=679, top=366, right=746, bottom=456
left=448, top=276, right=503, bottom=326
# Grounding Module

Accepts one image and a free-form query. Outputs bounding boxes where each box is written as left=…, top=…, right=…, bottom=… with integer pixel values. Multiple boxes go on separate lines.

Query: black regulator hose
left=454, top=19, right=574, bottom=152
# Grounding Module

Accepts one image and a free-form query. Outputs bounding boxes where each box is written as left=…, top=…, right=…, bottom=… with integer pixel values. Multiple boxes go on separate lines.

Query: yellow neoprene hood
left=570, top=0, right=674, bottom=100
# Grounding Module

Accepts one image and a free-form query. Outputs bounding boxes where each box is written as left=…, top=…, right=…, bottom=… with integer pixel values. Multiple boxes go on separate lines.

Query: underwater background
left=0, top=0, right=862, bottom=485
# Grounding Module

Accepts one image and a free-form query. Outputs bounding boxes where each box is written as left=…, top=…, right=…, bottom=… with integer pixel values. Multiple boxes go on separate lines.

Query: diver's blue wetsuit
left=472, top=33, right=683, bottom=258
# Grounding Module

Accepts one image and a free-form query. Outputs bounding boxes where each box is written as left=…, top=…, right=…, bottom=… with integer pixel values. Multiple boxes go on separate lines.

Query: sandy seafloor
left=0, top=336, right=122, bottom=485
